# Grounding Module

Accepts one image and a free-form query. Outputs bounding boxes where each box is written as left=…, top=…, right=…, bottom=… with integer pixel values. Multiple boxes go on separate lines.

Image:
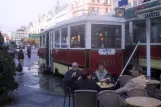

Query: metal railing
left=115, top=41, right=140, bottom=86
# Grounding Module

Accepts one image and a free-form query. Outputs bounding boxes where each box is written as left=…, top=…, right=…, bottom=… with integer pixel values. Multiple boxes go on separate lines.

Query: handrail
left=115, top=41, right=140, bottom=86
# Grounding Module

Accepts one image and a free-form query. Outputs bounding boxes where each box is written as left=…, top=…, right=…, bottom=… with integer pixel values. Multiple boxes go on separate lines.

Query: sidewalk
left=4, top=63, right=71, bottom=107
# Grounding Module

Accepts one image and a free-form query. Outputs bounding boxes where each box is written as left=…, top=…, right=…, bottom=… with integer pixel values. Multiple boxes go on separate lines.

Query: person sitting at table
left=72, top=68, right=102, bottom=92
left=63, top=62, right=81, bottom=88
left=115, top=65, right=146, bottom=93
left=93, top=62, right=111, bottom=82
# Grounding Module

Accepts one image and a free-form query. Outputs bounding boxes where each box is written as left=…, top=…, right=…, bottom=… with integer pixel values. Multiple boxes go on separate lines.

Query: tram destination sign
left=98, top=49, right=116, bottom=55
left=137, top=10, right=161, bottom=19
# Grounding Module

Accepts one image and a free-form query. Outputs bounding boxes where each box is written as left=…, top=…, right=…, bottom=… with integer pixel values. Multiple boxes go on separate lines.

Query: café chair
left=119, top=75, right=132, bottom=87
left=127, top=88, right=161, bottom=100
left=74, top=90, right=98, bottom=107
left=60, top=82, right=73, bottom=107
left=98, top=90, right=122, bottom=107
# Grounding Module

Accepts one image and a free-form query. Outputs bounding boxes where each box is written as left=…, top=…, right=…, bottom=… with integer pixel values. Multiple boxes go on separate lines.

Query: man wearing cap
left=63, top=62, right=81, bottom=87
left=116, top=65, right=146, bottom=93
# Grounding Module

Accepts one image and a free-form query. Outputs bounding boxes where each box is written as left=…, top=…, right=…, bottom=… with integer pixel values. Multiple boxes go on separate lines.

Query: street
left=4, top=49, right=70, bottom=107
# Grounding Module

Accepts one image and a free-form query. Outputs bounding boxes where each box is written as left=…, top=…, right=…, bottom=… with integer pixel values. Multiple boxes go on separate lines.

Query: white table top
left=126, top=96, right=161, bottom=107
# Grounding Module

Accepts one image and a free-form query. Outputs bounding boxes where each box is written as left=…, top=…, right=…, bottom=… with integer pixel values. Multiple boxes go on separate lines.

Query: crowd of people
left=63, top=62, right=147, bottom=95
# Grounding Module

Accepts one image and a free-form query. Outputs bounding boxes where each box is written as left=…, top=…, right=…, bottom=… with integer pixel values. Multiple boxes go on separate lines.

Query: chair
left=74, top=90, right=98, bottom=107
left=98, top=90, right=122, bottom=107
left=119, top=75, right=132, bottom=87
left=127, top=88, right=161, bottom=100
left=60, top=82, right=72, bottom=107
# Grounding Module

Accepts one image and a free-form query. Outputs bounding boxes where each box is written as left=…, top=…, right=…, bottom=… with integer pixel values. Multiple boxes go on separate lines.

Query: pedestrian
left=18, top=47, right=24, bottom=71
left=27, top=46, right=31, bottom=58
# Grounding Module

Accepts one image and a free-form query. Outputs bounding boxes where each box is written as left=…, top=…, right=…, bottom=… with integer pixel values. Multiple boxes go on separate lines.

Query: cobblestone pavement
left=3, top=64, right=71, bottom=107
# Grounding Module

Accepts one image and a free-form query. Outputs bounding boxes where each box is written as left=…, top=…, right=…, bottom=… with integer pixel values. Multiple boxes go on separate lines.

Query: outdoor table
left=146, top=79, right=160, bottom=85
left=97, top=82, right=114, bottom=89
left=126, top=96, right=161, bottom=107
left=146, top=79, right=160, bottom=93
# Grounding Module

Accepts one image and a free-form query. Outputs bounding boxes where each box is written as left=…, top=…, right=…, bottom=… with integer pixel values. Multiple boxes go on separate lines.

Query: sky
left=0, top=0, right=68, bottom=33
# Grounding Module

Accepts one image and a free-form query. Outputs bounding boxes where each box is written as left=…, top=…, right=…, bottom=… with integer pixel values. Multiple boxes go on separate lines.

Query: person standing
left=18, top=48, right=24, bottom=71
left=27, top=46, right=31, bottom=58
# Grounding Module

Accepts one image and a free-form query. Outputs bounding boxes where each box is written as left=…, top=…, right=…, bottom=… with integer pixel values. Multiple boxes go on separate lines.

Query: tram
left=38, top=15, right=126, bottom=77
left=124, top=0, right=161, bottom=80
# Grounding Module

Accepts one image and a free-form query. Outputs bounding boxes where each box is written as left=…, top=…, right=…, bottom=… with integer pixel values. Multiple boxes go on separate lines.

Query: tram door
left=45, top=32, right=49, bottom=72
left=49, top=32, right=53, bottom=73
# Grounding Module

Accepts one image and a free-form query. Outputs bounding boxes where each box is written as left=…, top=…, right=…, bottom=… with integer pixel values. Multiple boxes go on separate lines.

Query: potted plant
left=0, top=46, right=18, bottom=105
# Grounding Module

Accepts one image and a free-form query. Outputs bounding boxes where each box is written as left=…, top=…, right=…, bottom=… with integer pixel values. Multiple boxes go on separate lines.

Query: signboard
left=98, top=49, right=116, bottom=55
left=125, top=0, right=159, bottom=19
left=137, top=10, right=161, bottom=19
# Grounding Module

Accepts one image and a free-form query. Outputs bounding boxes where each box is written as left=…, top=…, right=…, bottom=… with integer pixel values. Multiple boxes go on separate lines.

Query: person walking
left=18, top=48, right=24, bottom=72
left=27, top=46, right=31, bottom=58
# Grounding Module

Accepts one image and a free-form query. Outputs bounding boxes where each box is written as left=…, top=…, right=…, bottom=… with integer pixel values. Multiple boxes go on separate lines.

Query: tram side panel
left=38, top=48, right=46, bottom=67
left=52, top=49, right=124, bottom=76
left=52, top=49, right=86, bottom=75
left=89, top=50, right=123, bottom=76
left=137, top=46, right=161, bottom=70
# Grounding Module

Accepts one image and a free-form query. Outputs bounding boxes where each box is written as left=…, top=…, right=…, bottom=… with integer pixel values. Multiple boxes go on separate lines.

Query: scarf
left=95, top=69, right=108, bottom=81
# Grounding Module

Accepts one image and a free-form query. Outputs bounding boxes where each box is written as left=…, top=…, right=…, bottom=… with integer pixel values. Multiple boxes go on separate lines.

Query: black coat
left=63, top=69, right=81, bottom=87
left=72, top=78, right=102, bottom=92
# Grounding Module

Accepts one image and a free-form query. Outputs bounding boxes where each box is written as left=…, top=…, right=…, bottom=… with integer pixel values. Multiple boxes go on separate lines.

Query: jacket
left=63, top=69, right=81, bottom=87
left=18, top=50, right=24, bottom=60
left=116, top=75, right=147, bottom=93
left=72, top=78, right=101, bottom=92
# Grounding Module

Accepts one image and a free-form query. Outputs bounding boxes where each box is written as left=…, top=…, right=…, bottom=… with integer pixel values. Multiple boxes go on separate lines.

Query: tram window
left=151, top=17, right=161, bottom=43
left=70, top=24, right=85, bottom=48
left=55, top=30, right=60, bottom=48
left=43, top=34, right=46, bottom=47
left=39, top=36, right=42, bottom=47
left=91, top=24, right=121, bottom=48
left=61, top=28, right=68, bottom=48
left=133, top=20, right=146, bottom=43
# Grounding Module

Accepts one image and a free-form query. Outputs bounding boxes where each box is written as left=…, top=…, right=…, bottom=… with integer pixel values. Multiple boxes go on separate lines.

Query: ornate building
left=27, top=0, right=118, bottom=34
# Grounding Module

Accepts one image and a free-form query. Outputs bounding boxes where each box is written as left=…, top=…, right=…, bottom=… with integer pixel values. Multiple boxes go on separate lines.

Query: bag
left=16, top=62, right=22, bottom=72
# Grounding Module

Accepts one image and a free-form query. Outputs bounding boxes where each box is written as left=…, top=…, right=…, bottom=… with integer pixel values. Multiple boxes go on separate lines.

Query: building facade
left=15, top=26, right=27, bottom=45
left=27, top=0, right=118, bottom=34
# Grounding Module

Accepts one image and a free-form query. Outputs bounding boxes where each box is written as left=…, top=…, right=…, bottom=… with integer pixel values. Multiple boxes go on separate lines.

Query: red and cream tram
left=125, top=0, right=161, bottom=80
left=38, top=15, right=126, bottom=77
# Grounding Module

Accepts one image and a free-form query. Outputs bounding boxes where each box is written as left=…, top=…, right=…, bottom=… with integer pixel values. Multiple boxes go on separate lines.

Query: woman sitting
left=93, top=63, right=111, bottom=82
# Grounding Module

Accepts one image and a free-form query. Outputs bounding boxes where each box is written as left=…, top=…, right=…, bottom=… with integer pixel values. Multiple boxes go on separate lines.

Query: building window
left=106, top=8, right=108, bottom=13
left=55, top=30, right=60, bottom=48
left=105, top=0, right=108, bottom=4
left=97, top=0, right=100, bottom=3
left=92, top=7, right=95, bottom=11
left=92, top=0, right=95, bottom=3
left=61, top=27, right=68, bottom=48
left=97, top=7, right=100, bottom=11
left=91, top=24, right=121, bottom=48
left=70, top=24, right=85, bottom=48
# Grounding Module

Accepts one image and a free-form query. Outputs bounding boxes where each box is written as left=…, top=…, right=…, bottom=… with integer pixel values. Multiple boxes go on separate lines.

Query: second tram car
left=38, top=15, right=126, bottom=77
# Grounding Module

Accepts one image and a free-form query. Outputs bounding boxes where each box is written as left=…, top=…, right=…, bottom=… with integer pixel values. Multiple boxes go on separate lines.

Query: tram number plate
left=98, top=49, right=116, bottom=55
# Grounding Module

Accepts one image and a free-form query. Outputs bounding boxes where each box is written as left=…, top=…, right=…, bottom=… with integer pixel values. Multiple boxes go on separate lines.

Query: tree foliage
left=0, top=47, right=18, bottom=97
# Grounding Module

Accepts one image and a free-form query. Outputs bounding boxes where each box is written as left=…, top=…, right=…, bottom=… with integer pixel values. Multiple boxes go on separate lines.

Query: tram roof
left=40, top=15, right=125, bottom=34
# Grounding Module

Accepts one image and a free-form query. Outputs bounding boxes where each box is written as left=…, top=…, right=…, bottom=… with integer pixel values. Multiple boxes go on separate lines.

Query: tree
left=0, top=32, right=4, bottom=44
left=0, top=46, right=18, bottom=104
